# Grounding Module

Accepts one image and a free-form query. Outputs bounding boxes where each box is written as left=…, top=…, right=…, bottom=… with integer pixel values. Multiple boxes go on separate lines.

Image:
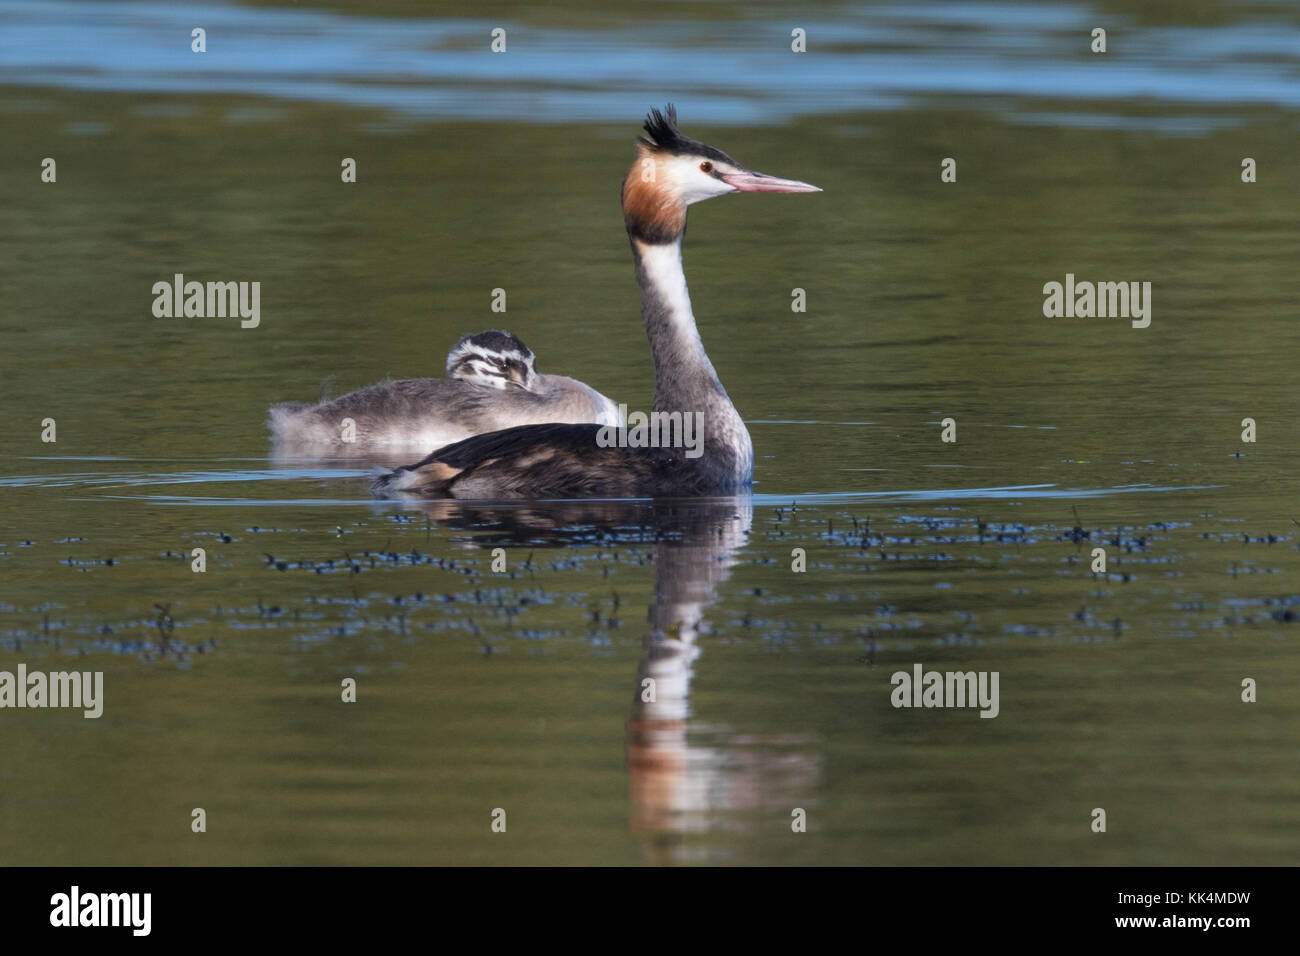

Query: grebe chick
left=269, top=330, right=619, bottom=454
left=445, top=330, right=538, bottom=389
left=374, top=105, right=820, bottom=498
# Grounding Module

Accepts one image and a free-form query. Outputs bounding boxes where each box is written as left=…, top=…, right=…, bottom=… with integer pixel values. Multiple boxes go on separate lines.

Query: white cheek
left=666, top=158, right=735, bottom=205
left=681, top=174, right=735, bottom=205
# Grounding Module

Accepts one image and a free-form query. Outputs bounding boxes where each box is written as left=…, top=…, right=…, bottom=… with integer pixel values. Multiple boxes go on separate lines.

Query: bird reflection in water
left=401, top=496, right=820, bottom=863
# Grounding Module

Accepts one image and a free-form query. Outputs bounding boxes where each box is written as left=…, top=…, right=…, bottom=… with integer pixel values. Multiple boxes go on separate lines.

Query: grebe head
left=622, top=104, right=821, bottom=244
left=446, top=330, right=538, bottom=390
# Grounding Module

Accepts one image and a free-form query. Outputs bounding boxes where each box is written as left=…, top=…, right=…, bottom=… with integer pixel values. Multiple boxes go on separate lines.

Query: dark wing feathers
left=432, top=422, right=601, bottom=469
left=372, top=422, right=691, bottom=499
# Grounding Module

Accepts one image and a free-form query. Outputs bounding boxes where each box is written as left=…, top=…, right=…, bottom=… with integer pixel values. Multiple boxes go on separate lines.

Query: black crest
left=639, top=104, right=735, bottom=164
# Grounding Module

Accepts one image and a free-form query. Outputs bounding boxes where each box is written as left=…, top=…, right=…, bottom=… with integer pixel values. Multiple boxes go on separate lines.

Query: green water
left=2, top=6, right=1298, bottom=865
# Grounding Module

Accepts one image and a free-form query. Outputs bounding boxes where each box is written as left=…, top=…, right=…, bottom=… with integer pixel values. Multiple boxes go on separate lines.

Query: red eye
left=699, top=161, right=713, bottom=173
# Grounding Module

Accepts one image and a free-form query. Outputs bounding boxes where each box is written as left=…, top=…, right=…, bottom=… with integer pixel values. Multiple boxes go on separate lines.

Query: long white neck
left=632, top=238, right=717, bottom=405
left=630, top=236, right=753, bottom=485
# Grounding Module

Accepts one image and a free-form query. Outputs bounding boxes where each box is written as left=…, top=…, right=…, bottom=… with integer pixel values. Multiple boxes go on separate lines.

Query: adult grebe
left=374, top=105, right=819, bottom=497
left=268, top=330, right=619, bottom=453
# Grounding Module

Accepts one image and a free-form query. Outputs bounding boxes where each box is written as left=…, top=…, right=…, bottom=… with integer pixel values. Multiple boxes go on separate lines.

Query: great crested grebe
left=374, top=105, right=819, bottom=498
left=269, top=330, right=620, bottom=453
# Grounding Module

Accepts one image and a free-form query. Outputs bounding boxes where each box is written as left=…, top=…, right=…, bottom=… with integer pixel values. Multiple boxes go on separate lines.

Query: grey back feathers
left=268, top=329, right=619, bottom=456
